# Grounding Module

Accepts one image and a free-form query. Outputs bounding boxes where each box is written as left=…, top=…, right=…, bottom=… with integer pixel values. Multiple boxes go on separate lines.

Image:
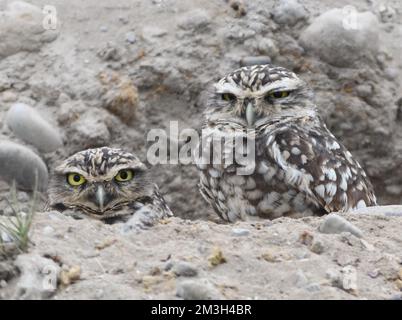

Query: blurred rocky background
left=1, top=0, right=402, bottom=300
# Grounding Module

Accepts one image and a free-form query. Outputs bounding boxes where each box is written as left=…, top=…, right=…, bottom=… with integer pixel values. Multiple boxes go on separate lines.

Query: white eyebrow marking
left=214, top=77, right=303, bottom=98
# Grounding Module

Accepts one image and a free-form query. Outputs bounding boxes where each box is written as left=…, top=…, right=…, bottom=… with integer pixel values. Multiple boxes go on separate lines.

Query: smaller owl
left=48, top=147, right=172, bottom=226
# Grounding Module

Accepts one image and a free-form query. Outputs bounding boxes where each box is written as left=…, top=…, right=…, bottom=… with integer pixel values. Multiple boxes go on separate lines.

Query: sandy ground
left=0, top=0, right=402, bottom=299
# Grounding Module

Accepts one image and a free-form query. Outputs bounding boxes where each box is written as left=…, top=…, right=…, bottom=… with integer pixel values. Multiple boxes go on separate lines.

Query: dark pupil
left=73, top=175, right=81, bottom=182
left=120, top=171, right=128, bottom=179
left=222, top=93, right=235, bottom=100
left=273, top=92, right=282, bottom=98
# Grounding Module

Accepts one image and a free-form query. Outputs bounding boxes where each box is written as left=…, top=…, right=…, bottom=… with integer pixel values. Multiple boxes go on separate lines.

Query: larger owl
left=48, top=147, right=172, bottom=226
left=197, top=64, right=377, bottom=222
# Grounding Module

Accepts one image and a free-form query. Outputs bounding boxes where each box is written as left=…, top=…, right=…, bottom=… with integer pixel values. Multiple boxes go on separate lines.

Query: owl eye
left=267, top=91, right=290, bottom=99
left=221, top=93, right=236, bottom=101
left=67, top=173, right=86, bottom=186
left=115, top=169, right=134, bottom=182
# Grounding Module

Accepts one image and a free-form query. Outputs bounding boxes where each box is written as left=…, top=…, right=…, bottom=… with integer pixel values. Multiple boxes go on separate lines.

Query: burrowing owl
left=197, top=64, right=377, bottom=222
left=48, top=147, right=172, bottom=225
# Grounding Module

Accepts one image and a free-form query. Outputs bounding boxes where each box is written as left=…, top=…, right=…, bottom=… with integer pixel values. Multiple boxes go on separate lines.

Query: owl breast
left=197, top=117, right=376, bottom=222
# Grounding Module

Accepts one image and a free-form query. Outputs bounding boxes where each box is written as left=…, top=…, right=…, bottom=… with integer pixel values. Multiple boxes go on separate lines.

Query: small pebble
left=42, top=226, right=54, bottom=235
left=319, top=214, right=363, bottom=238
left=100, top=26, right=108, bottom=32
left=173, top=261, right=198, bottom=277
left=240, top=56, right=271, bottom=67
left=125, top=32, right=136, bottom=44
left=231, top=228, right=250, bottom=237
left=304, top=283, right=321, bottom=292
left=176, top=279, right=220, bottom=300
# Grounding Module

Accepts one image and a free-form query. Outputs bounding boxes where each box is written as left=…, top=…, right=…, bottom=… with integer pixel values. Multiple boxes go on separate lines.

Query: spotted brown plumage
left=197, top=64, right=376, bottom=222
left=48, top=147, right=172, bottom=224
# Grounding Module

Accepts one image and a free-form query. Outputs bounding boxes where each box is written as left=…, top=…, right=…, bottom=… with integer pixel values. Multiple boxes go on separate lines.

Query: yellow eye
left=221, top=93, right=236, bottom=101
left=67, top=173, right=86, bottom=186
left=268, top=91, right=290, bottom=99
left=115, top=169, right=134, bottom=182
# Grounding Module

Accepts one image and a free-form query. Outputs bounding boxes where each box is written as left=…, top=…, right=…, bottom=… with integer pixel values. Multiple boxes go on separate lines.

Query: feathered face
left=49, top=147, right=153, bottom=219
left=204, top=64, right=317, bottom=128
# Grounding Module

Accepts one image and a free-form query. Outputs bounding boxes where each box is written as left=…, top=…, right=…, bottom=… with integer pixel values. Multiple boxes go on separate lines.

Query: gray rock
left=309, top=238, right=326, bottom=254
left=257, top=38, right=279, bottom=58
left=384, top=68, right=398, bottom=81
left=299, top=9, right=380, bottom=67
left=100, top=26, right=108, bottom=32
left=0, top=261, right=17, bottom=281
left=348, top=205, right=402, bottom=217
left=240, top=56, right=271, bottom=67
left=231, top=228, right=250, bottom=237
left=355, top=84, right=373, bottom=98
left=0, top=141, right=48, bottom=191
left=319, top=214, right=363, bottom=238
left=69, top=109, right=111, bottom=152
left=178, top=9, right=211, bottom=32
left=0, top=1, right=58, bottom=58
left=176, top=279, right=221, bottom=300
left=125, top=32, right=137, bottom=44
left=173, top=261, right=198, bottom=277
left=292, top=269, right=309, bottom=288
left=304, top=282, right=321, bottom=292
left=271, top=0, right=309, bottom=26
left=13, top=254, right=60, bottom=299
left=6, top=103, right=63, bottom=153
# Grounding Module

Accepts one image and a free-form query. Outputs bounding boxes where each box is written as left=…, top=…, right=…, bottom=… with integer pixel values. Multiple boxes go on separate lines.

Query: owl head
left=48, top=147, right=154, bottom=219
left=205, top=64, right=317, bottom=127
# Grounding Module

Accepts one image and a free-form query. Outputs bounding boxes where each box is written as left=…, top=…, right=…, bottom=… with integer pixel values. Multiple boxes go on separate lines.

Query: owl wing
left=261, top=117, right=377, bottom=212
left=123, top=184, right=173, bottom=232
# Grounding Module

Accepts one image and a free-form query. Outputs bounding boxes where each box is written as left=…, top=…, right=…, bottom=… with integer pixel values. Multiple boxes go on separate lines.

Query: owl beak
left=246, top=103, right=256, bottom=126
left=96, top=185, right=106, bottom=212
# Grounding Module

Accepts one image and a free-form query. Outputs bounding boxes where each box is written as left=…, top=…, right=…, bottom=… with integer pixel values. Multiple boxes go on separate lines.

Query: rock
left=208, top=247, right=227, bottom=267
left=292, top=269, right=309, bottom=288
left=299, top=9, right=380, bottom=67
left=99, top=72, right=139, bottom=124
left=176, top=279, right=221, bottom=300
left=13, top=254, right=60, bottom=299
left=231, top=228, right=250, bottom=237
left=240, top=56, right=271, bottom=67
left=59, top=266, right=81, bottom=286
left=69, top=109, right=111, bottom=151
left=177, top=9, right=211, bottom=32
left=0, top=1, right=58, bottom=58
left=257, top=38, right=279, bottom=58
left=304, top=282, right=321, bottom=292
left=125, top=32, right=137, bottom=44
left=355, top=84, right=373, bottom=98
left=6, top=103, right=63, bottom=153
left=319, top=214, right=363, bottom=238
left=173, top=261, right=198, bottom=277
left=271, top=0, right=309, bottom=26
left=348, top=205, right=402, bottom=217
left=97, top=42, right=121, bottom=61
left=309, top=237, right=326, bottom=254
left=0, top=141, right=48, bottom=191
left=0, top=261, right=18, bottom=281
left=100, top=25, right=108, bottom=32
left=384, top=68, right=398, bottom=81
left=229, top=0, right=246, bottom=17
